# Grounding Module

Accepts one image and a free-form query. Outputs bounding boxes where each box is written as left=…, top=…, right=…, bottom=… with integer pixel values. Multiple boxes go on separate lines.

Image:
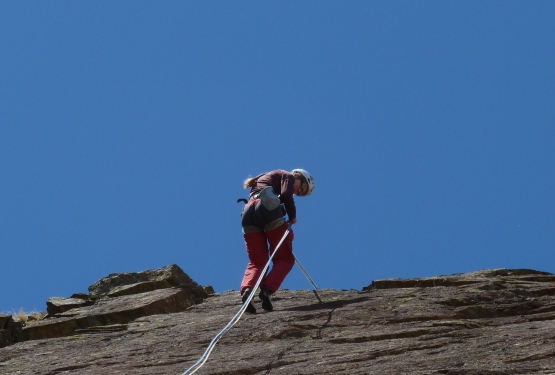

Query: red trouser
left=240, top=223, right=294, bottom=294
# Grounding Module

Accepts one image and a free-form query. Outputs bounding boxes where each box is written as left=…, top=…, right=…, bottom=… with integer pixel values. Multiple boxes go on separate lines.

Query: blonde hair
left=243, top=173, right=265, bottom=189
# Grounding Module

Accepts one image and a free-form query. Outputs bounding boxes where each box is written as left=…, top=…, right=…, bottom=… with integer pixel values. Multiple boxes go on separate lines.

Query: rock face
left=0, top=314, right=22, bottom=348
left=23, top=287, right=196, bottom=341
left=1, top=268, right=555, bottom=375
left=88, top=264, right=208, bottom=302
left=12, top=264, right=209, bottom=344
left=46, top=296, right=94, bottom=315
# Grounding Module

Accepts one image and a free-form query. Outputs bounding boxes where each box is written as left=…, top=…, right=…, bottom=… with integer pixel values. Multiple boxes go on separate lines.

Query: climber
left=239, top=169, right=315, bottom=314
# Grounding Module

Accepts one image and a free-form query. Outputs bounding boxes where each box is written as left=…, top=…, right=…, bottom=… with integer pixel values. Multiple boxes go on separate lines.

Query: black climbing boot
left=242, top=288, right=256, bottom=314
left=259, top=285, right=273, bottom=311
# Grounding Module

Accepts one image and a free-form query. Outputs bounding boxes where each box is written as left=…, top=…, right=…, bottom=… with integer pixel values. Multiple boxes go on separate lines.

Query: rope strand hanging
left=181, top=225, right=291, bottom=375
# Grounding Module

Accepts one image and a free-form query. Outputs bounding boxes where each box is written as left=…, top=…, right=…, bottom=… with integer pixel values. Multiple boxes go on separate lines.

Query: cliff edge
left=1, top=266, right=554, bottom=374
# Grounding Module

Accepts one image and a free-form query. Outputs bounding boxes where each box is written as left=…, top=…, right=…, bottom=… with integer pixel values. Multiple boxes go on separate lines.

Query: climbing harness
left=181, top=224, right=291, bottom=375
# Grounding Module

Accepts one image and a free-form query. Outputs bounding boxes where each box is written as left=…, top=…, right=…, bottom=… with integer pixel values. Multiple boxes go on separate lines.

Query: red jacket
left=249, top=170, right=297, bottom=220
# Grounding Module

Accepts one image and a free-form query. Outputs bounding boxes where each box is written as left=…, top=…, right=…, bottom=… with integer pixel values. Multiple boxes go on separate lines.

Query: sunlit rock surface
left=1, top=268, right=554, bottom=374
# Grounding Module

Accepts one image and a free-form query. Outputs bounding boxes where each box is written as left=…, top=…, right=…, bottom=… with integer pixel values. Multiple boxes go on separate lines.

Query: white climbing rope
left=181, top=225, right=291, bottom=375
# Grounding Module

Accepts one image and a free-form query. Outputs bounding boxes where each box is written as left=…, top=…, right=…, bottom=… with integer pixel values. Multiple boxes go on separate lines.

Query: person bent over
left=239, top=169, right=315, bottom=313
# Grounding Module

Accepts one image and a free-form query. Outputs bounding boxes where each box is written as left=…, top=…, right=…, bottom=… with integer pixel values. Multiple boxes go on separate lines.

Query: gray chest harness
left=238, top=187, right=285, bottom=233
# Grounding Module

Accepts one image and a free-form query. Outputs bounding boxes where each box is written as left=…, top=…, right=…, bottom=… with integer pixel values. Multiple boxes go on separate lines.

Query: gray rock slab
left=106, top=280, right=175, bottom=297
left=0, top=315, right=22, bottom=348
left=46, top=297, right=94, bottom=315
left=87, top=264, right=207, bottom=302
left=365, top=268, right=553, bottom=290
left=23, top=287, right=193, bottom=341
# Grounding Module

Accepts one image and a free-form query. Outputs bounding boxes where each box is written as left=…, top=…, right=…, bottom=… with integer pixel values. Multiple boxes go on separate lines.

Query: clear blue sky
left=1, top=2, right=554, bottom=313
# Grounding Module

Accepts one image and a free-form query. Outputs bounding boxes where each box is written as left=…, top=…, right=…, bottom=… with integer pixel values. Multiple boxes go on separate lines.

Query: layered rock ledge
left=16, top=264, right=209, bottom=343
left=1, top=267, right=554, bottom=375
